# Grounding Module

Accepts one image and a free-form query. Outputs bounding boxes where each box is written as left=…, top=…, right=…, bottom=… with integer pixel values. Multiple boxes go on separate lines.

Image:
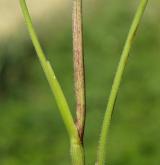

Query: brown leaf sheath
left=72, top=0, right=86, bottom=143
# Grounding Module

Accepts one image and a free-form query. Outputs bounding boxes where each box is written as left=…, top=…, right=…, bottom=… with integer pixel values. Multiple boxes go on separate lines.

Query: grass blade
left=97, top=0, right=149, bottom=164
left=19, top=0, right=77, bottom=139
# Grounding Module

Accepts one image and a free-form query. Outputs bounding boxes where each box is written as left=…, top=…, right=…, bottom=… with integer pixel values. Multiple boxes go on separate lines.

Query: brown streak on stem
left=72, top=0, right=86, bottom=143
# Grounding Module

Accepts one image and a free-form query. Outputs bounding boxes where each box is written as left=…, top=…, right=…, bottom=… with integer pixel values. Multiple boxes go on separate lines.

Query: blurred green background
left=0, top=0, right=160, bottom=164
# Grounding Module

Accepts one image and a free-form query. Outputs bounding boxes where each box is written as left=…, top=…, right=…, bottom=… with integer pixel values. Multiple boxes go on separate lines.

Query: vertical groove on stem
left=70, top=138, right=85, bottom=165
left=72, top=0, right=86, bottom=143
left=96, top=0, right=149, bottom=164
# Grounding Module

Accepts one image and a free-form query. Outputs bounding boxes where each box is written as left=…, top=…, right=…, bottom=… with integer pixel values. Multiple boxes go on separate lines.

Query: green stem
left=19, top=0, right=85, bottom=164
left=70, top=138, right=85, bottom=165
left=96, top=0, right=149, bottom=164
left=19, top=0, right=77, bottom=140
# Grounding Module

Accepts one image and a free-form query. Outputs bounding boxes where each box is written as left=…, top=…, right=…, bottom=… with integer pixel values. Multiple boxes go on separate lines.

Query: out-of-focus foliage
left=0, top=0, right=160, bottom=164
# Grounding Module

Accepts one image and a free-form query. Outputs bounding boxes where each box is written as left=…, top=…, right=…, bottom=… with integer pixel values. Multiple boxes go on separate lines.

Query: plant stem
left=19, top=0, right=85, bottom=164
left=19, top=0, right=77, bottom=140
left=72, top=0, right=86, bottom=143
left=96, top=0, right=149, bottom=164
left=71, top=138, right=85, bottom=165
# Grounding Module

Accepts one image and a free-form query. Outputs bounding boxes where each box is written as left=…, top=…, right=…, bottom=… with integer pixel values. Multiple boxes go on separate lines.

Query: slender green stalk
left=96, top=0, right=149, bottom=164
left=19, top=0, right=77, bottom=140
left=19, top=0, right=85, bottom=164
left=72, top=0, right=86, bottom=143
